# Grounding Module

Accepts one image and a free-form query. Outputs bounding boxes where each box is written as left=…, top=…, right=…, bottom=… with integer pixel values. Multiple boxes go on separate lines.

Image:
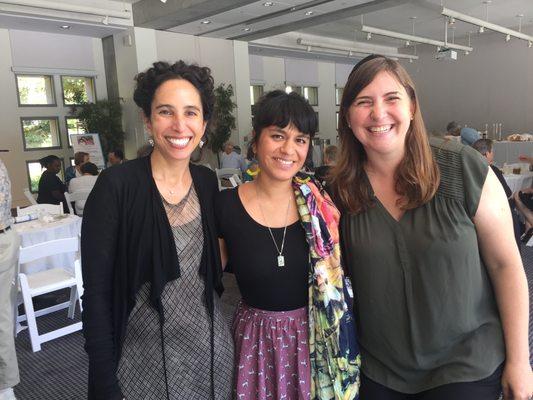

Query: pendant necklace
left=255, top=184, right=291, bottom=267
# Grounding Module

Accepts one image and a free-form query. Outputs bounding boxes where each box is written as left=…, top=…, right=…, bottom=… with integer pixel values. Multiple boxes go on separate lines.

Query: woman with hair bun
left=36, top=154, right=67, bottom=212
left=81, top=61, right=233, bottom=400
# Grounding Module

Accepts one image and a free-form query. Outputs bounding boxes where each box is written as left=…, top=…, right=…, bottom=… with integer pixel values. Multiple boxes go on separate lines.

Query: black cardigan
left=81, top=157, right=223, bottom=400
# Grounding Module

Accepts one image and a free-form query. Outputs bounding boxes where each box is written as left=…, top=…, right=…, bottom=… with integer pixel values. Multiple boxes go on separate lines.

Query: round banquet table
left=13, top=214, right=82, bottom=274
left=503, top=172, right=533, bottom=193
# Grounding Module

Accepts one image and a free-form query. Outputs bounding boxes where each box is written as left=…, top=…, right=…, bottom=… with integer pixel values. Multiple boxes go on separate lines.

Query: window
left=335, top=87, right=344, bottom=106
left=16, top=75, right=55, bottom=106
left=304, top=87, right=318, bottom=106
left=250, top=85, right=264, bottom=105
left=336, top=112, right=339, bottom=129
left=285, top=85, right=318, bottom=105
left=66, top=117, right=86, bottom=146
left=26, top=158, right=65, bottom=193
left=21, top=117, right=61, bottom=150
left=61, top=76, right=95, bottom=105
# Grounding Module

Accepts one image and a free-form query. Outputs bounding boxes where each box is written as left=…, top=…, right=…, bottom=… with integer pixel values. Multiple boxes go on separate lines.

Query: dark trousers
left=360, top=364, right=503, bottom=400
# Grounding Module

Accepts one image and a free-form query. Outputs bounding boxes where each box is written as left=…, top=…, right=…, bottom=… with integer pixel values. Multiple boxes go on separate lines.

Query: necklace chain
left=255, top=184, right=291, bottom=267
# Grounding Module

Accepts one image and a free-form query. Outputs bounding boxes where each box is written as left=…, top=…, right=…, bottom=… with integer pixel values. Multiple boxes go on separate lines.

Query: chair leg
left=74, top=260, right=84, bottom=313
left=19, top=274, right=41, bottom=352
left=67, top=286, right=77, bottom=319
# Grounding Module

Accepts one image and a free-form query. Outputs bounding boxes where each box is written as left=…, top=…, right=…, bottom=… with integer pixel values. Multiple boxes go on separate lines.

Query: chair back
left=23, top=188, right=37, bottom=205
left=18, top=237, right=79, bottom=265
left=17, top=203, right=62, bottom=217
left=216, top=168, right=241, bottom=191
left=64, top=190, right=91, bottom=215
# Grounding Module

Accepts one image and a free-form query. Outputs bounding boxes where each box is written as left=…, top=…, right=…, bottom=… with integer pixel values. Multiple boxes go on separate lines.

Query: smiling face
left=145, top=79, right=206, bottom=163
left=254, top=124, right=310, bottom=182
left=346, top=70, right=414, bottom=161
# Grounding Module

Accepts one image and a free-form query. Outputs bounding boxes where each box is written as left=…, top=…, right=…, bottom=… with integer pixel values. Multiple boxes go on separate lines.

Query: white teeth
left=275, top=158, right=294, bottom=165
left=369, top=125, right=392, bottom=133
left=167, top=137, right=191, bottom=146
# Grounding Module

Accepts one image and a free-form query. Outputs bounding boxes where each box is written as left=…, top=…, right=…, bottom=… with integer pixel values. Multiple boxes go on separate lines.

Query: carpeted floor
left=14, top=249, right=533, bottom=399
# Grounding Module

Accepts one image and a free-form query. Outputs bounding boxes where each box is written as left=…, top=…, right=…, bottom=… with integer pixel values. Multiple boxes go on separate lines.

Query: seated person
left=65, top=151, right=89, bottom=186
left=36, top=155, right=68, bottom=212
left=243, top=145, right=259, bottom=182
left=446, top=120, right=480, bottom=146
left=68, top=162, right=99, bottom=215
left=314, top=145, right=338, bottom=188
left=472, top=139, right=512, bottom=198
left=220, top=141, right=246, bottom=173
left=108, top=149, right=125, bottom=166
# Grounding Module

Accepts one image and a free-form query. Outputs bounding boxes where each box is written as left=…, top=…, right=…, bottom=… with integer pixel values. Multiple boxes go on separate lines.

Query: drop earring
left=148, top=137, right=154, bottom=147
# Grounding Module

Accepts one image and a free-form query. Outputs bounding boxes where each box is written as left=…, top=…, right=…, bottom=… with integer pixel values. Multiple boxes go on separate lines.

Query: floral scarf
left=292, top=173, right=361, bottom=400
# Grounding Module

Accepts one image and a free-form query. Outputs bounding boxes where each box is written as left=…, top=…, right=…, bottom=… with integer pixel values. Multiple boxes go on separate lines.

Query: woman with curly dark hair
left=81, top=61, right=234, bottom=400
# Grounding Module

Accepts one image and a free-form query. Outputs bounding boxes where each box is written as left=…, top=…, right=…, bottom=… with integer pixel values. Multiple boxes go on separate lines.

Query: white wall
left=405, top=29, right=533, bottom=136
left=0, top=29, right=107, bottom=207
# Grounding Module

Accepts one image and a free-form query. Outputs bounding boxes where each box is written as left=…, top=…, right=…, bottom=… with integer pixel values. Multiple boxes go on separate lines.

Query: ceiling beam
left=132, top=0, right=258, bottom=30
left=229, top=0, right=411, bottom=41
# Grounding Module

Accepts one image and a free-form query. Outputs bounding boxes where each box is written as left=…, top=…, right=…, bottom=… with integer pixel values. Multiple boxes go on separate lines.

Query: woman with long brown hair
left=331, top=55, right=532, bottom=400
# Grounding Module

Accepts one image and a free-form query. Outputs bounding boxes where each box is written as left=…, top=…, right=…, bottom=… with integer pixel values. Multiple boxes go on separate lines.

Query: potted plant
left=209, top=83, right=236, bottom=166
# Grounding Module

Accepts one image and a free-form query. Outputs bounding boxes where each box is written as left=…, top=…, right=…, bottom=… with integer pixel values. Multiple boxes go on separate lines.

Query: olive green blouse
left=341, top=138, right=505, bottom=393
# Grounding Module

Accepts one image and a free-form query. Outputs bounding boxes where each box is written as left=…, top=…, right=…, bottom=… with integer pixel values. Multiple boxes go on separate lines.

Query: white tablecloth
left=13, top=215, right=81, bottom=274
left=493, top=141, right=533, bottom=166
left=503, top=172, right=533, bottom=193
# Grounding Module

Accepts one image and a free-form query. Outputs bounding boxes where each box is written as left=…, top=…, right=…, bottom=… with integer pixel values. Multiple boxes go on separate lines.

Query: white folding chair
left=17, top=237, right=83, bottom=352
left=215, top=168, right=241, bottom=191
left=17, top=203, right=62, bottom=217
left=23, top=188, right=37, bottom=205
left=64, top=190, right=91, bottom=215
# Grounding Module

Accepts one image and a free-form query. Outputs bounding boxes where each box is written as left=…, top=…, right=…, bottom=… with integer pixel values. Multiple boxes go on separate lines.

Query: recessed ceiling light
left=60, top=25, right=71, bottom=30
left=201, top=20, right=211, bottom=24
left=305, top=10, right=314, bottom=16
left=242, top=27, right=251, bottom=32
left=263, top=2, right=274, bottom=6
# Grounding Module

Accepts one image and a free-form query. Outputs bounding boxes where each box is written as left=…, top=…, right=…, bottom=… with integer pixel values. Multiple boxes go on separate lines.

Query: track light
left=366, top=32, right=372, bottom=40
left=102, top=15, right=109, bottom=25
left=296, top=38, right=419, bottom=61
left=505, top=34, right=511, bottom=42
left=442, top=7, right=533, bottom=44
left=360, top=25, right=473, bottom=52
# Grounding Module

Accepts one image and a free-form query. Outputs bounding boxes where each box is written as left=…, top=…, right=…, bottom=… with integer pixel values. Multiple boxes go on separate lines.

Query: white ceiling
left=1, top=0, right=533, bottom=53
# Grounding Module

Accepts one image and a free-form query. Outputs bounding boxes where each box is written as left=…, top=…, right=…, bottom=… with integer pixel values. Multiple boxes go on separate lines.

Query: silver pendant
left=277, top=255, right=285, bottom=267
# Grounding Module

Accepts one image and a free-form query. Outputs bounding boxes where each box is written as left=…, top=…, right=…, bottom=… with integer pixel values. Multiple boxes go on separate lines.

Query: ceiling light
left=505, top=34, right=511, bottom=42
left=405, top=40, right=410, bottom=46
left=360, top=25, right=473, bottom=52
left=242, top=27, right=251, bottom=32
left=160, top=0, right=167, bottom=3
left=529, top=41, right=532, bottom=48
left=102, top=15, right=109, bottom=25
left=442, top=7, right=533, bottom=44
left=366, top=32, right=372, bottom=40
left=60, top=25, right=71, bottom=30
left=201, top=20, right=211, bottom=24
left=263, top=1, right=274, bottom=6
left=305, top=11, right=314, bottom=16
left=296, top=38, right=418, bottom=61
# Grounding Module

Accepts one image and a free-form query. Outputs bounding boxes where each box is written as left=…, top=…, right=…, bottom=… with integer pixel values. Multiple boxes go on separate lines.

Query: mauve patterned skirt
left=233, top=302, right=311, bottom=400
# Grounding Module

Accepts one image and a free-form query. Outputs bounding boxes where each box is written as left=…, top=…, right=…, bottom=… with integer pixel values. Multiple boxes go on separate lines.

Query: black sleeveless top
left=215, top=187, right=309, bottom=311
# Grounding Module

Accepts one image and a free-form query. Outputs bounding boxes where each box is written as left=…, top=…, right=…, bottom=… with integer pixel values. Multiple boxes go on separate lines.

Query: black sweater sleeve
left=81, top=171, right=123, bottom=400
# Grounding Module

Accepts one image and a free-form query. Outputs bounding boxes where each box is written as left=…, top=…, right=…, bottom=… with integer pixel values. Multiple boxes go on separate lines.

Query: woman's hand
left=501, top=361, right=533, bottom=399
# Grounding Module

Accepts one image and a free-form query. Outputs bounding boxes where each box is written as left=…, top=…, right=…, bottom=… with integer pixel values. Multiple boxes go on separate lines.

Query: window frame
left=65, top=116, right=86, bottom=148
left=60, top=75, right=96, bottom=106
left=15, top=74, right=57, bottom=107
left=20, top=116, right=62, bottom=151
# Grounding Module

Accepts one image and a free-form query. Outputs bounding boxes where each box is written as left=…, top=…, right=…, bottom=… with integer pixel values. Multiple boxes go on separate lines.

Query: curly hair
left=133, top=61, right=215, bottom=125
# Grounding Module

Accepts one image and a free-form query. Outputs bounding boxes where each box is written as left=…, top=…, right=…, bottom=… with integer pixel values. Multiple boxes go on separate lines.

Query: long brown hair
left=330, top=56, right=440, bottom=214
